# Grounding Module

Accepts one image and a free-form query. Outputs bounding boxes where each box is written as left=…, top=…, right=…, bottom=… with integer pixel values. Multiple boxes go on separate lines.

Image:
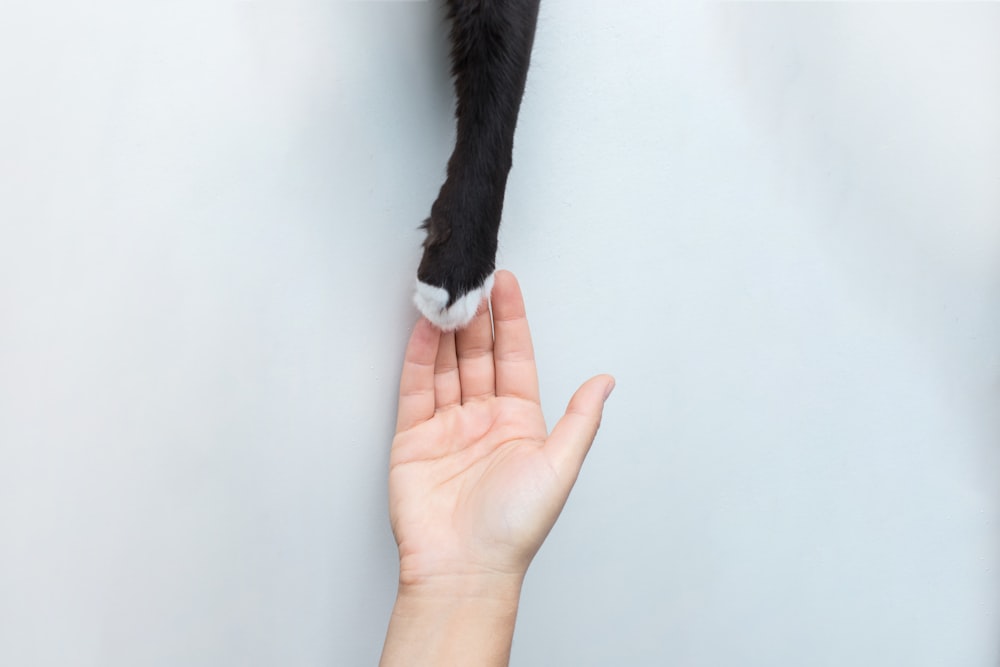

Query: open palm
left=389, top=271, right=614, bottom=589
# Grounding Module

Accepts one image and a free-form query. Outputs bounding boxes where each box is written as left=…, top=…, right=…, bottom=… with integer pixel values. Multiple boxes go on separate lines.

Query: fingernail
left=603, top=378, right=616, bottom=401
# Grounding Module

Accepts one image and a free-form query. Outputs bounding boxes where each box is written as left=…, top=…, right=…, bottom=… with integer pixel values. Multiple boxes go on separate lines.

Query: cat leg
left=414, top=0, right=541, bottom=330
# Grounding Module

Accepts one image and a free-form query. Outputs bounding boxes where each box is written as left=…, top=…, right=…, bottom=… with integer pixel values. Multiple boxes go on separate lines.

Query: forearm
left=379, top=575, right=523, bottom=667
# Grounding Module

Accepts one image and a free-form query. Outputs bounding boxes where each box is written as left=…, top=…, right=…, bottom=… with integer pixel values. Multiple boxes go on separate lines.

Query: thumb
left=545, top=374, right=615, bottom=482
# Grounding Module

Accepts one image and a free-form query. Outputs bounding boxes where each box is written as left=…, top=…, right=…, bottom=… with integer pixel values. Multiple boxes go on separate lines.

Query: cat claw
left=413, top=273, right=495, bottom=331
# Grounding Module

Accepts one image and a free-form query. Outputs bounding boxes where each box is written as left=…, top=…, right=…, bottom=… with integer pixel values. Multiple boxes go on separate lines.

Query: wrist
left=396, top=569, right=524, bottom=608
left=380, top=572, right=523, bottom=667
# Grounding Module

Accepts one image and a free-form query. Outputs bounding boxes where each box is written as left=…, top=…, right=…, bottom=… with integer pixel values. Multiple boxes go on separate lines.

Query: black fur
left=417, top=0, right=541, bottom=307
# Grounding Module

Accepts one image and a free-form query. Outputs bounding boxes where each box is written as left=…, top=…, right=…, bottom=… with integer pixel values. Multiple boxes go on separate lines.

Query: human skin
left=379, top=270, right=614, bottom=666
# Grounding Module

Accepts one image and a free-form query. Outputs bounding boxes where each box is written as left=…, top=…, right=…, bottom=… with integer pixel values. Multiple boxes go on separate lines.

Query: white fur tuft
left=414, top=273, right=495, bottom=331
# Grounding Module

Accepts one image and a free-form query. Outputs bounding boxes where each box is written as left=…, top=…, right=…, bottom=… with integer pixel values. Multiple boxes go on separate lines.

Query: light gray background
left=1, top=2, right=998, bottom=665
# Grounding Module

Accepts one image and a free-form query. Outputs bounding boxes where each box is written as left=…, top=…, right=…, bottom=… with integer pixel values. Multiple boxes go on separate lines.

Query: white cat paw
left=413, top=273, right=495, bottom=331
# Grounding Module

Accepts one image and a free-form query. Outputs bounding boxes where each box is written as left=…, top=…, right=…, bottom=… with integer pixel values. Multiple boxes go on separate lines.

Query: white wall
left=1, top=2, right=997, bottom=665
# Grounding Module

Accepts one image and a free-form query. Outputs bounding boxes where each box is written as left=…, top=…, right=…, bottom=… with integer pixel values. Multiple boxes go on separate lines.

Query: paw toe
left=413, top=273, right=495, bottom=331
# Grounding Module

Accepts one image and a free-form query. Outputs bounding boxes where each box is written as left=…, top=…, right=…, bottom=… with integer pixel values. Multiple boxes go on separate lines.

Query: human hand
left=389, top=270, right=615, bottom=595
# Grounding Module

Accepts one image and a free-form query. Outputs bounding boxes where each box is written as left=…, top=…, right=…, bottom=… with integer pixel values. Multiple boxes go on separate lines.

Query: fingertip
left=602, top=375, right=616, bottom=401
left=491, top=270, right=521, bottom=306
left=411, top=316, right=440, bottom=347
left=403, top=318, right=442, bottom=372
left=414, top=315, right=432, bottom=334
left=491, top=271, right=528, bottom=323
left=493, top=269, right=517, bottom=289
left=572, top=375, right=614, bottom=413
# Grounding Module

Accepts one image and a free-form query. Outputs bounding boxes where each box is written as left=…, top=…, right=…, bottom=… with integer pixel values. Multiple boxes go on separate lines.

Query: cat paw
left=414, top=273, right=495, bottom=331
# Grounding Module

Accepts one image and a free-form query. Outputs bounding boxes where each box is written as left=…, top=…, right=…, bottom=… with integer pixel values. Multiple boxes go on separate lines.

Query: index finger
left=492, top=270, right=540, bottom=404
left=396, top=317, right=441, bottom=433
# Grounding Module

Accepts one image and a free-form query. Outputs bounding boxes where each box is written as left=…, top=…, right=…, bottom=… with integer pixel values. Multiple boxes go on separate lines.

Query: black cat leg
left=414, top=0, right=541, bottom=330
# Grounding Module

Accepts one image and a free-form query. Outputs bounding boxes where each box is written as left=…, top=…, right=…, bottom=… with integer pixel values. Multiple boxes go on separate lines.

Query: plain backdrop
left=1, top=2, right=998, bottom=665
